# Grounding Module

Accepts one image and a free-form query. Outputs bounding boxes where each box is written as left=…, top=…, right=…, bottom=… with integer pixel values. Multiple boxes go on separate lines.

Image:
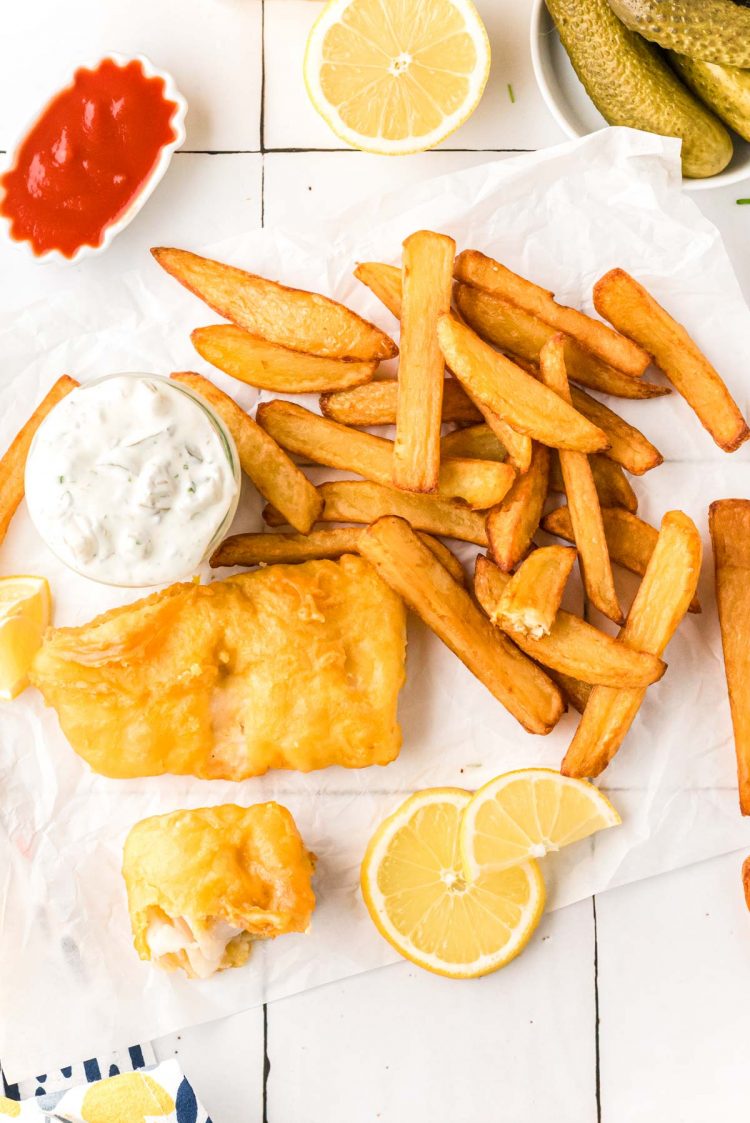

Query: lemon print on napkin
left=0, top=1096, right=20, bottom=1117
left=81, top=1073, right=174, bottom=1122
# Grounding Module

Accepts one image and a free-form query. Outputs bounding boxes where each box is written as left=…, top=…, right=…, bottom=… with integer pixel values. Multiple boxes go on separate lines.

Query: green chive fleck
left=737, top=198, right=750, bottom=205
left=507, top=83, right=515, bottom=104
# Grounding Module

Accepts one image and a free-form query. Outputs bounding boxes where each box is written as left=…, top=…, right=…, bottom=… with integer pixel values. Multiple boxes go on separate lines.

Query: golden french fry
left=437, top=314, right=609, bottom=453
left=455, top=249, right=651, bottom=377
left=256, top=400, right=515, bottom=510
left=0, top=374, right=79, bottom=547
left=562, top=510, right=702, bottom=779
left=354, top=261, right=402, bottom=318
left=494, top=545, right=577, bottom=638
left=570, top=386, right=663, bottom=475
left=477, top=407, right=533, bottom=474
left=594, top=269, right=749, bottom=452
left=454, top=283, right=668, bottom=399
left=539, top=336, right=623, bottom=624
left=441, top=423, right=506, bottom=462
left=393, top=231, right=455, bottom=492
left=359, top=517, right=565, bottom=734
left=152, top=247, right=397, bottom=361
left=171, top=373, right=322, bottom=535
left=191, top=325, right=378, bottom=393
left=546, top=669, right=592, bottom=715
left=542, top=504, right=701, bottom=613
left=549, top=451, right=638, bottom=514
left=211, top=524, right=465, bottom=584
left=709, top=500, right=750, bottom=814
left=474, top=555, right=665, bottom=688
left=320, top=378, right=481, bottom=427
left=272, top=479, right=489, bottom=546
left=744, top=858, right=750, bottom=910
left=487, top=442, right=550, bottom=571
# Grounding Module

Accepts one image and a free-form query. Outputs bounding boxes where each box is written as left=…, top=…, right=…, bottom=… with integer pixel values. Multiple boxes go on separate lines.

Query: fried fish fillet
left=31, top=556, right=406, bottom=779
left=123, top=802, right=316, bottom=978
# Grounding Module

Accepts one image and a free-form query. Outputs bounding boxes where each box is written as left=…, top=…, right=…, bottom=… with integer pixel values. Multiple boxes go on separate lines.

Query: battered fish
left=31, top=555, right=406, bottom=779
left=123, top=802, right=315, bottom=978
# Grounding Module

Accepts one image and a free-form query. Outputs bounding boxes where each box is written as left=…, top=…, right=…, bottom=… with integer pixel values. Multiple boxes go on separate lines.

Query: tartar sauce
left=25, top=374, right=239, bottom=586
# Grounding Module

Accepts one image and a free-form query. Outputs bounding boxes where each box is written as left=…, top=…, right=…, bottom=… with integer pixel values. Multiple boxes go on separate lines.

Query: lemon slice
left=461, top=769, right=621, bottom=880
left=304, top=0, right=491, bottom=155
left=361, top=788, right=545, bottom=978
left=0, top=575, right=51, bottom=700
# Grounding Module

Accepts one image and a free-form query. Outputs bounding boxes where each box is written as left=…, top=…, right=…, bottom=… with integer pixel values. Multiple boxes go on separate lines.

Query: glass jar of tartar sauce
left=25, top=374, right=240, bottom=587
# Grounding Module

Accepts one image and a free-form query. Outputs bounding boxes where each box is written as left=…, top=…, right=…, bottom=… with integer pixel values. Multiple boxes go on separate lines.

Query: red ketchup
left=0, top=58, right=180, bottom=258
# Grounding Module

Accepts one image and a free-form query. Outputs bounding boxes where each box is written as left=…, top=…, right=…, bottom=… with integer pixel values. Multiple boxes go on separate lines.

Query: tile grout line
left=593, top=896, right=602, bottom=1123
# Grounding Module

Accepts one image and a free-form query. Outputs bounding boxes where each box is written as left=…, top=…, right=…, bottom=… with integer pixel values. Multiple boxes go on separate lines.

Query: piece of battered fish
left=30, top=555, right=406, bottom=779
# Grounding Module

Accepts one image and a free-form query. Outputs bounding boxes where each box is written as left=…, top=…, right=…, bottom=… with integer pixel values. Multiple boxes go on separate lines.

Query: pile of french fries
left=3, top=239, right=749, bottom=821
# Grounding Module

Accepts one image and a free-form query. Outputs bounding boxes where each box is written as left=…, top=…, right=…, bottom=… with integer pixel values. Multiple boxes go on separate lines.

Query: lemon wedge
left=0, top=575, right=51, bottom=700
left=460, top=769, right=621, bottom=881
left=304, top=0, right=491, bottom=155
left=361, top=788, right=545, bottom=978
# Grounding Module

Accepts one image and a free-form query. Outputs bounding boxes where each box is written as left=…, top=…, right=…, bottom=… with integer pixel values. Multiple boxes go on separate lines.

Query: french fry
left=561, top=510, right=702, bottom=778
left=709, top=500, right=750, bottom=814
left=594, top=269, right=749, bottom=452
left=152, top=247, right=398, bottom=361
left=570, top=386, right=663, bottom=475
left=264, top=479, right=489, bottom=546
left=542, top=505, right=701, bottom=613
left=191, top=325, right=378, bottom=393
left=549, top=451, right=638, bottom=514
left=474, top=555, right=665, bottom=688
left=211, top=524, right=465, bottom=584
left=354, top=261, right=402, bottom=318
left=171, top=373, right=322, bottom=534
left=475, top=406, right=533, bottom=474
left=494, top=545, right=577, bottom=638
left=454, top=249, right=651, bottom=377
left=539, top=336, right=623, bottom=624
left=546, top=669, right=592, bottom=715
left=437, top=314, right=609, bottom=453
left=256, top=400, right=515, bottom=510
left=454, top=283, right=669, bottom=399
left=486, top=442, right=550, bottom=571
left=359, top=517, right=565, bottom=734
left=0, top=374, right=79, bottom=547
left=320, top=379, right=481, bottom=426
left=393, top=231, right=455, bottom=492
left=744, top=858, right=750, bottom=910
left=441, top=423, right=506, bottom=462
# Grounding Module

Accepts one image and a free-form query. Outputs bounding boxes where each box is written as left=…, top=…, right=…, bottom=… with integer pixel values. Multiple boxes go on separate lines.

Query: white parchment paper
left=2, top=128, right=750, bottom=1079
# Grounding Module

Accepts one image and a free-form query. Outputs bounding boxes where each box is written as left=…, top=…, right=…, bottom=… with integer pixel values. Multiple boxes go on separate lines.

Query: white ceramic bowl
left=530, top=0, right=750, bottom=191
left=0, top=53, right=187, bottom=264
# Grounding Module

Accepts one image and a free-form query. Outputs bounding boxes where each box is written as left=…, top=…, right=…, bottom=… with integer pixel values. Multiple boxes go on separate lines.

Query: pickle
left=609, top=0, right=750, bottom=68
left=670, top=54, right=750, bottom=143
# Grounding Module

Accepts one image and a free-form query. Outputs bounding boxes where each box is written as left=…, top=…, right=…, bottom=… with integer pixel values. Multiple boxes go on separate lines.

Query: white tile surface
left=266, top=900, right=597, bottom=1123
left=596, top=851, right=750, bottom=1123
left=0, top=0, right=262, bottom=152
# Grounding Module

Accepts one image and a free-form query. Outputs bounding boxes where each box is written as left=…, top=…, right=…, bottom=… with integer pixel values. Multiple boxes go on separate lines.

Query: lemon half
left=0, top=575, right=51, bottom=700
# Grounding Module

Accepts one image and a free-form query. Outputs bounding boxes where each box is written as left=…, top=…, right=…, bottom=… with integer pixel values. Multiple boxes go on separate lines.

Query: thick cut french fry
left=542, top=505, right=701, bottom=613
left=152, top=247, right=397, bottom=361
left=546, top=669, right=592, bottom=715
left=474, top=555, right=665, bottom=688
left=454, top=250, right=651, bottom=377
left=570, top=386, right=663, bottom=475
left=437, top=314, right=609, bottom=453
left=561, top=510, right=702, bottom=779
left=191, top=325, right=378, bottom=393
left=393, top=231, right=455, bottom=492
left=487, top=443, right=550, bottom=571
left=354, top=261, right=402, bottom=318
left=320, top=379, right=481, bottom=427
left=475, top=404, right=533, bottom=474
left=709, top=500, right=750, bottom=814
left=594, top=269, right=749, bottom=452
left=494, top=545, right=577, bottom=638
left=265, top=479, right=489, bottom=546
left=539, top=336, right=623, bottom=624
left=549, top=451, right=638, bottom=514
left=454, top=283, right=669, bottom=399
left=171, top=373, right=322, bottom=534
left=441, top=423, right=506, bottom=462
left=359, top=518, right=565, bottom=734
left=0, top=374, right=79, bottom=547
left=211, top=524, right=465, bottom=583
left=256, top=400, right=515, bottom=510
